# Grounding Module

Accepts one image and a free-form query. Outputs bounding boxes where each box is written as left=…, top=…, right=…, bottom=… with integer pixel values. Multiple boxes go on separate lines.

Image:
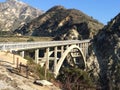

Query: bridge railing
left=0, top=39, right=91, bottom=51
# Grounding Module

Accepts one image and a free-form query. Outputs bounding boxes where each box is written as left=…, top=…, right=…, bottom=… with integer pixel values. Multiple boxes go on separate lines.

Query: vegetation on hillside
left=14, top=5, right=104, bottom=40
left=57, top=67, right=98, bottom=90
left=26, top=57, right=55, bottom=81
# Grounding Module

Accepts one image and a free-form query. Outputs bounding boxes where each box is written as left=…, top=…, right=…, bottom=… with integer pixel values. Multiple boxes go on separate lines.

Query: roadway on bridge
left=0, top=39, right=90, bottom=51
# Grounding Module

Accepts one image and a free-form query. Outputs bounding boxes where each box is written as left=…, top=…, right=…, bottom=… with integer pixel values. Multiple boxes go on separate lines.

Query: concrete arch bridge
left=0, top=39, right=90, bottom=76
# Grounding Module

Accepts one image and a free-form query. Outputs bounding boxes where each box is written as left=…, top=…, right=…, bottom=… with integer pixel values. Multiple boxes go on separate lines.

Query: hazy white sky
left=0, top=0, right=120, bottom=25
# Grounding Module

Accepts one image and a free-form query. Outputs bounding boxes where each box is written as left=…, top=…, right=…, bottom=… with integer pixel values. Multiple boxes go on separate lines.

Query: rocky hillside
left=14, top=6, right=104, bottom=40
left=0, top=0, right=43, bottom=32
left=0, top=51, right=60, bottom=90
left=0, top=64, right=60, bottom=90
left=93, top=13, right=120, bottom=89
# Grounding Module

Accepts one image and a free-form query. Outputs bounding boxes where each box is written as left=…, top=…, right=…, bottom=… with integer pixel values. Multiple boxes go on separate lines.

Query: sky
left=0, top=0, right=120, bottom=25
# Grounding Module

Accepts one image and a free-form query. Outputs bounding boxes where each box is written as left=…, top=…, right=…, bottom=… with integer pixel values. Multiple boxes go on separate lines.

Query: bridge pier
left=20, top=51, right=25, bottom=58
left=61, top=46, right=64, bottom=56
left=46, top=48, right=50, bottom=69
left=35, top=49, right=39, bottom=64
left=66, top=45, right=69, bottom=49
left=54, top=46, right=57, bottom=73
left=85, top=43, right=89, bottom=57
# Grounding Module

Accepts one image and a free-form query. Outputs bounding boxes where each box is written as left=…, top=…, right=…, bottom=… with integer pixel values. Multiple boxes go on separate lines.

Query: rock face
left=86, top=44, right=100, bottom=83
left=14, top=6, right=104, bottom=39
left=93, top=13, right=120, bottom=89
left=0, top=0, right=43, bottom=31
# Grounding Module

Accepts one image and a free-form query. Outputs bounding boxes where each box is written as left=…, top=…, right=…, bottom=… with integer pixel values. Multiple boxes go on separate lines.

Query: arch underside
left=54, top=45, right=86, bottom=76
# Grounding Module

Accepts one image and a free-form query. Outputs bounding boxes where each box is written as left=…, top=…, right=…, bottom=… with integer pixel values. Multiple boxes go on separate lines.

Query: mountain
left=14, top=6, right=104, bottom=40
left=0, top=0, right=43, bottom=32
left=93, top=13, right=120, bottom=89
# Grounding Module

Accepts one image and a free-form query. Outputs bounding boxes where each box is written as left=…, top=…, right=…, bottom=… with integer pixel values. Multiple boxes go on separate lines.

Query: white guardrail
left=0, top=39, right=91, bottom=51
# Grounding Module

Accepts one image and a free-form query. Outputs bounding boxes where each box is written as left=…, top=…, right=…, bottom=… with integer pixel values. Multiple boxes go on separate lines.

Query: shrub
left=57, top=67, right=95, bottom=90
left=27, top=59, right=54, bottom=80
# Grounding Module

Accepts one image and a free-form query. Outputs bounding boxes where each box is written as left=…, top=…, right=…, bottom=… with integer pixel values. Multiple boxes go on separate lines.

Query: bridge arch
left=54, top=45, right=86, bottom=76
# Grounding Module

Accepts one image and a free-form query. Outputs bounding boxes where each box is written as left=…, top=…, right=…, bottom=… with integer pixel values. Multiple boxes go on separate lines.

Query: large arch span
left=54, top=45, right=86, bottom=76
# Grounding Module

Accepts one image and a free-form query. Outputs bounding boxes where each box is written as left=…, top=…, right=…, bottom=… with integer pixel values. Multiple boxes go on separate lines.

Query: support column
left=20, top=51, right=25, bottom=58
left=84, top=43, right=86, bottom=58
left=46, top=48, right=50, bottom=69
left=35, top=49, right=39, bottom=64
left=80, top=43, right=82, bottom=49
left=83, top=43, right=85, bottom=57
left=66, top=45, right=69, bottom=49
left=86, top=43, right=89, bottom=57
left=54, top=46, right=57, bottom=73
left=61, top=46, right=64, bottom=56
left=78, top=44, right=80, bottom=48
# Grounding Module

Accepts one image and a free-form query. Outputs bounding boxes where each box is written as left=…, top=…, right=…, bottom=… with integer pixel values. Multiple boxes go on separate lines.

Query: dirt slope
left=0, top=51, right=60, bottom=90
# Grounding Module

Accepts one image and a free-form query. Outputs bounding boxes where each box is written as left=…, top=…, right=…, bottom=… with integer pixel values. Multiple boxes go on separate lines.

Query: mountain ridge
left=14, top=5, right=104, bottom=40
left=0, top=0, right=43, bottom=32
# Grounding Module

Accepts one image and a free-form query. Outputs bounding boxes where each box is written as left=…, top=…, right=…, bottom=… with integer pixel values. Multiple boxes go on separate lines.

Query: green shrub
left=27, top=59, right=54, bottom=80
left=57, top=67, right=95, bottom=90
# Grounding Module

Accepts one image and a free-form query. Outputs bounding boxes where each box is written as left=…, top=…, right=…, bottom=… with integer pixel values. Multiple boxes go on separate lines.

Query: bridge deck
left=0, top=39, right=90, bottom=51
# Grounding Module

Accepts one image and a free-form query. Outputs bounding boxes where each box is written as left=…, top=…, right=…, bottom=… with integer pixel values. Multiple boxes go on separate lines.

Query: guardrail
left=0, top=39, right=91, bottom=51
